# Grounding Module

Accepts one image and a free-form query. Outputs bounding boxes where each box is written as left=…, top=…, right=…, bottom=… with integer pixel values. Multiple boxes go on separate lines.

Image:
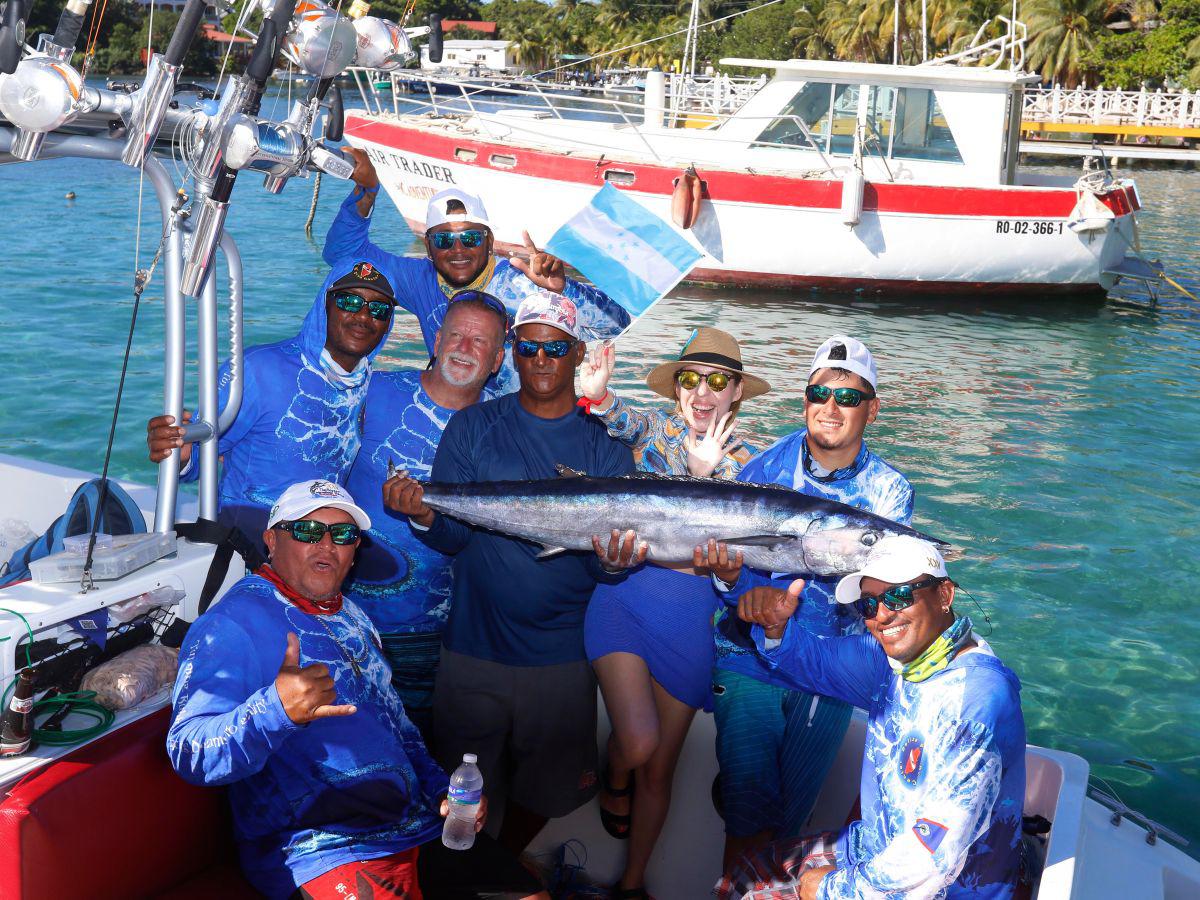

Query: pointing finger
left=311, top=704, right=357, bottom=718
left=522, top=229, right=537, bottom=253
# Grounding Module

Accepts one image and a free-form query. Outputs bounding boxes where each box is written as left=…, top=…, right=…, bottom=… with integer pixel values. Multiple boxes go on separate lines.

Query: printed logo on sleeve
left=912, top=817, right=949, bottom=853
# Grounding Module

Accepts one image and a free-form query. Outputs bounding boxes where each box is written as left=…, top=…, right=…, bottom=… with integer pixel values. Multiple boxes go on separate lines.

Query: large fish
left=418, top=467, right=948, bottom=576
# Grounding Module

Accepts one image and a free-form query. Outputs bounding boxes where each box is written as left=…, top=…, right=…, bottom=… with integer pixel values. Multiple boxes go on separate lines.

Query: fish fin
left=555, top=463, right=587, bottom=478
left=536, top=545, right=569, bottom=559
left=721, top=534, right=789, bottom=549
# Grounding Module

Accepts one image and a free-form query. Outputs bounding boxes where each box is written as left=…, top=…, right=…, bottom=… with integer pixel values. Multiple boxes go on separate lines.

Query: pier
left=1021, top=85, right=1200, bottom=139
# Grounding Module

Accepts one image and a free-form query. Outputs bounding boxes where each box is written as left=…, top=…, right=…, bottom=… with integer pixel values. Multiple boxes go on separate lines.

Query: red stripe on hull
left=348, top=114, right=1138, bottom=220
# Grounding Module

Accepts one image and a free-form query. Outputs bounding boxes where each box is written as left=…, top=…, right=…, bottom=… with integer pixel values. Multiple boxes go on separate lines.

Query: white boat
left=344, top=30, right=1156, bottom=296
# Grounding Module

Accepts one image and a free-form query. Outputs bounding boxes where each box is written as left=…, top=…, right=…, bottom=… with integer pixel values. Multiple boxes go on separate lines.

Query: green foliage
left=1085, top=5, right=1200, bottom=88
left=91, top=8, right=216, bottom=76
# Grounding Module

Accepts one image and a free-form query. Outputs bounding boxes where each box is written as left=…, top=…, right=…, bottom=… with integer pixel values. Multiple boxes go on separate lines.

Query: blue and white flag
left=545, top=183, right=703, bottom=328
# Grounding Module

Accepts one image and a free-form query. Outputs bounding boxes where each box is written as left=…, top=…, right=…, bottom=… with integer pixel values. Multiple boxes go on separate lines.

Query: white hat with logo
left=809, top=335, right=878, bottom=389
left=425, top=187, right=491, bottom=231
left=267, top=480, right=371, bottom=531
left=834, top=535, right=948, bottom=606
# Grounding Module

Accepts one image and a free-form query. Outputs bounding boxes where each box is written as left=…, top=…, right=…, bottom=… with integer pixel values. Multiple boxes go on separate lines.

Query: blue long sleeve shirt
left=414, top=393, right=635, bottom=665
left=182, top=254, right=397, bottom=539
left=166, top=575, right=448, bottom=898
left=343, top=369, right=492, bottom=635
left=752, top=623, right=1025, bottom=900
left=323, top=190, right=631, bottom=394
left=714, top=430, right=914, bottom=689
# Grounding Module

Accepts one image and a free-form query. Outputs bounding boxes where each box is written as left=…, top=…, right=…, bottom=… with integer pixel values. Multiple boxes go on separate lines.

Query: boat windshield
left=753, top=80, right=963, bottom=164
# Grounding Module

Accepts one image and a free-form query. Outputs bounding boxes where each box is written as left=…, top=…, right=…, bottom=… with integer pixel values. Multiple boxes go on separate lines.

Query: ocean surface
left=1, top=119, right=1198, bottom=858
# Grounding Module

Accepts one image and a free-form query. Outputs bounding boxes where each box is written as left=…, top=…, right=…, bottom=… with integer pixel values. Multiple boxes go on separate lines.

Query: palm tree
left=1024, top=0, right=1110, bottom=86
left=789, top=0, right=836, bottom=59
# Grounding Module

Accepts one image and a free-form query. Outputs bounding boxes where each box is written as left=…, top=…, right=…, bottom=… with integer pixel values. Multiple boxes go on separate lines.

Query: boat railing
left=346, top=68, right=839, bottom=174
left=923, top=14, right=1027, bottom=71
left=1023, top=84, right=1200, bottom=130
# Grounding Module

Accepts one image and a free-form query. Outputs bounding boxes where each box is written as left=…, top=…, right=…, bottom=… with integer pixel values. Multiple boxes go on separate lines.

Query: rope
left=304, top=170, right=322, bottom=236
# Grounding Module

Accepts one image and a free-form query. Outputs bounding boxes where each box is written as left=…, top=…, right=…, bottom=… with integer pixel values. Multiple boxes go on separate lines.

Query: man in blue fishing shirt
left=146, top=257, right=398, bottom=544
left=343, top=289, right=508, bottom=741
left=323, top=149, right=630, bottom=394
left=166, top=480, right=548, bottom=900
left=706, top=335, right=914, bottom=868
left=384, top=290, right=645, bottom=856
left=716, top=536, right=1026, bottom=900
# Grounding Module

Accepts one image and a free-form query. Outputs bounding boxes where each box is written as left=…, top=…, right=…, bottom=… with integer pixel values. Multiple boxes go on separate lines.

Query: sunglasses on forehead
left=855, top=576, right=944, bottom=619
left=449, top=289, right=511, bottom=330
left=429, top=229, right=486, bottom=250
left=331, top=292, right=395, bottom=321
left=273, top=519, right=362, bottom=545
left=805, top=384, right=875, bottom=408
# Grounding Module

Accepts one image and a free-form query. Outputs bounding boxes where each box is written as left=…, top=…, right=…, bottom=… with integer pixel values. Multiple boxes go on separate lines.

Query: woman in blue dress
left=579, top=327, right=771, bottom=899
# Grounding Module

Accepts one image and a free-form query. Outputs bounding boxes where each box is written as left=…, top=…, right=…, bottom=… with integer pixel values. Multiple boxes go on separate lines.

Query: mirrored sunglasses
left=332, top=292, right=394, bottom=321
left=514, top=338, right=576, bottom=358
left=273, top=519, right=361, bottom=545
left=429, top=229, right=486, bottom=250
left=676, top=369, right=732, bottom=392
left=855, top=576, right=943, bottom=619
left=805, top=383, right=875, bottom=408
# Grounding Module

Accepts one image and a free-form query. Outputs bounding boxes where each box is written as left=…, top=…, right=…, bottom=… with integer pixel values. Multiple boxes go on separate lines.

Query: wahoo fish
left=419, top=468, right=949, bottom=576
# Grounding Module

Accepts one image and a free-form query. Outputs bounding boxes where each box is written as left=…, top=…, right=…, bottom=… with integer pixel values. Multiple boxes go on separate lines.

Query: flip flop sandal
left=599, top=769, right=634, bottom=840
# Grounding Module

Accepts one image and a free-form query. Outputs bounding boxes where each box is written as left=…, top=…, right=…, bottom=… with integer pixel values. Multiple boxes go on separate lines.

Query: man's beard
left=438, top=352, right=483, bottom=387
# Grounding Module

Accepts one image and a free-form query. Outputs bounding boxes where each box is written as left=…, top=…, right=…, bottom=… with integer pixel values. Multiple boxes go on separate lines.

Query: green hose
left=31, top=690, right=115, bottom=746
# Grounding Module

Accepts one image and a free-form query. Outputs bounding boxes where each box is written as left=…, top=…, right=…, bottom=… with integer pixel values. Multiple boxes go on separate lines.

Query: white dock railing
left=1022, top=85, right=1200, bottom=129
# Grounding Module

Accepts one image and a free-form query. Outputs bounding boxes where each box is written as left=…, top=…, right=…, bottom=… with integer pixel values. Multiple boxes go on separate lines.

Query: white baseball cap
left=834, top=535, right=948, bottom=606
left=267, top=480, right=371, bottom=531
left=512, top=290, right=581, bottom=340
left=425, top=188, right=491, bottom=231
left=809, top=335, right=877, bottom=389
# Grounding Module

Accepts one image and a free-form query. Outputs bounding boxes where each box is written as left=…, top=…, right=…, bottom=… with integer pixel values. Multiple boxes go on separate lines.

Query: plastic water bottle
left=441, top=753, right=483, bottom=850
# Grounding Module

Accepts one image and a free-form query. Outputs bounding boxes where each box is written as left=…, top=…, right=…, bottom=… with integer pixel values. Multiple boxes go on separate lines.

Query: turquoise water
left=1, top=147, right=1197, bottom=856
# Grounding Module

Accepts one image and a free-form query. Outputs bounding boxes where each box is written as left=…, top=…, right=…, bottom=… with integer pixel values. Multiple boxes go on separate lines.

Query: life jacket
left=0, top=478, right=146, bottom=588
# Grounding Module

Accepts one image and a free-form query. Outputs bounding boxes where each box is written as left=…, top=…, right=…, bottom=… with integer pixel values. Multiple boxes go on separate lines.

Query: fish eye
left=860, top=531, right=880, bottom=546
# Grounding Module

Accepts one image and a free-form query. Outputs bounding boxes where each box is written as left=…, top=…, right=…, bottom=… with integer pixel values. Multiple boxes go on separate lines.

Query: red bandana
left=256, top=565, right=342, bottom=616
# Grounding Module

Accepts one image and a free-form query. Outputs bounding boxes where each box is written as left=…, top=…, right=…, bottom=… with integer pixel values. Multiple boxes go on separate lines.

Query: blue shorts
left=712, top=669, right=853, bottom=838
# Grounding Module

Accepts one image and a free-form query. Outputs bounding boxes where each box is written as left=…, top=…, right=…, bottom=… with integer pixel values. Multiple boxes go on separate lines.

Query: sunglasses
left=514, top=338, right=577, bottom=358
left=855, top=576, right=943, bottom=619
left=676, top=369, right=733, bottom=392
left=805, top=384, right=875, bottom=408
left=273, top=519, right=362, bottom=545
left=429, top=229, right=486, bottom=250
left=449, top=289, right=511, bottom=330
left=331, top=292, right=394, bottom=321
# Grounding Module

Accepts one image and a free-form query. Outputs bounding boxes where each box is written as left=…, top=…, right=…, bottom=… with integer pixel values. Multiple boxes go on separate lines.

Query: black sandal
left=598, top=769, right=634, bottom=840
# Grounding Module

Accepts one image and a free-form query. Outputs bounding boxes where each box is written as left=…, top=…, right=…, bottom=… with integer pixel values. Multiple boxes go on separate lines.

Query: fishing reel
left=269, top=0, right=358, bottom=78
left=223, top=101, right=355, bottom=191
left=0, top=34, right=90, bottom=161
left=351, top=9, right=416, bottom=71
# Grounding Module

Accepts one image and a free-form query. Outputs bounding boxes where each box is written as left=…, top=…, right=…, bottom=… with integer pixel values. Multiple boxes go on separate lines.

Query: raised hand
left=508, top=230, right=566, bottom=292
left=345, top=147, right=379, bottom=215
left=592, top=528, right=649, bottom=572
left=147, top=411, right=194, bottom=466
left=737, top=579, right=805, bottom=640
left=693, top=537, right=743, bottom=585
left=579, top=343, right=616, bottom=404
left=275, top=632, right=358, bottom=725
left=684, top=412, right=737, bottom=477
left=382, top=474, right=434, bottom=528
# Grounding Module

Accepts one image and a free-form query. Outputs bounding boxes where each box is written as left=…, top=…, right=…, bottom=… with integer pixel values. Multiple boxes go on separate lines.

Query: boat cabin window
left=754, top=81, right=962, bottom=163
left=752, top=81, right=858, bottom=154
left=868, top=86, right=962, bottom=162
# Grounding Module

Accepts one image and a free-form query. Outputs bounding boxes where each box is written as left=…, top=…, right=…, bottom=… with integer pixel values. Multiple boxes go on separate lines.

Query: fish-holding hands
left=383, top=473, right=435, bottom=528
left=693, top=537, right=743, bottom=584
left=737, top=578, right=806, bottom=640
left=592, top=528, right=648, bottom=573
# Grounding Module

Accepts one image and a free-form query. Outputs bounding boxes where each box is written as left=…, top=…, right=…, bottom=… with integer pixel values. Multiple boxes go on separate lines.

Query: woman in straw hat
left=577, top=327, right=770, bottom=899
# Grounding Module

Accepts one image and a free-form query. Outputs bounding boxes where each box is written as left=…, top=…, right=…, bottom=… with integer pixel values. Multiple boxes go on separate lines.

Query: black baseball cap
left=328, top=261, right=395, bottom=300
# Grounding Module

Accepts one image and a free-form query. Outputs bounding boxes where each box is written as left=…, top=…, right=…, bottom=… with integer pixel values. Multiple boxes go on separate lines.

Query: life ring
left=671, top=166, right=703, bottom=230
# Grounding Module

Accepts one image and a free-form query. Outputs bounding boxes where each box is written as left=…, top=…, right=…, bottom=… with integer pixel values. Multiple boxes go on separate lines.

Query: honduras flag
left=545, top=183, right=703, bottom=327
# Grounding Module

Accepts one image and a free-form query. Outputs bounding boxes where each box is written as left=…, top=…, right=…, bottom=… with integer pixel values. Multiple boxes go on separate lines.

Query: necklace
left=313, top=614, right=370, bottom=678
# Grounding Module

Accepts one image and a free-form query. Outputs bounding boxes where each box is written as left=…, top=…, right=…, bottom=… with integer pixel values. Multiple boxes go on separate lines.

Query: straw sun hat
left=644, top=327, right=771, bottom=401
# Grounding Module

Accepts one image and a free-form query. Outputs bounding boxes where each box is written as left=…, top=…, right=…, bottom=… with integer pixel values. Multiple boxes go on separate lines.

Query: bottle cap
left=463, top=753, right=477, bottom=764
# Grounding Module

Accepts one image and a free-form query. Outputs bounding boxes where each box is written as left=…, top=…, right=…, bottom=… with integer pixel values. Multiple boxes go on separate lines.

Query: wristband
left=353, top=183, right=381, bottom=199
left=577, top=391, right=609, bottom=414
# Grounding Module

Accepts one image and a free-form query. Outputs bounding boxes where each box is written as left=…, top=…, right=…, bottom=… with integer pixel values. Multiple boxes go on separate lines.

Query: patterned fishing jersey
left=754, top=624, right=1026, bottom=899
left=593, top=394, right=755, bottom=475
left=715, top=429, right=914, bottom=688
left=344, top=369, right=492, bottom=635
left=324, top=191, right=630, bottom=395
left=181, top=254, right=396, bottom=538
left=167, top=574, right=448, bottom=899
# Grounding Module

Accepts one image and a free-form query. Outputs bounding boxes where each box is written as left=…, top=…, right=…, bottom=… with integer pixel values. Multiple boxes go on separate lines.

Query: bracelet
left=353, top=183, right=381, bottom=198
left=576, top=391, right=610, bottom=414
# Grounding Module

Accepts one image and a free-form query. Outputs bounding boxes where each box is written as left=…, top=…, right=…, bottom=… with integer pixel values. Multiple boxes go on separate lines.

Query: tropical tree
left=1024, top=0, right=1111, bottom=85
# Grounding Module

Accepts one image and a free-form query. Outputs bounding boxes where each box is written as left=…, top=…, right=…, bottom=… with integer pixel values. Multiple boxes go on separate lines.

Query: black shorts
left=417, top=833, right=544, bottom=899
left=432, top=649, right=599, bottom=819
